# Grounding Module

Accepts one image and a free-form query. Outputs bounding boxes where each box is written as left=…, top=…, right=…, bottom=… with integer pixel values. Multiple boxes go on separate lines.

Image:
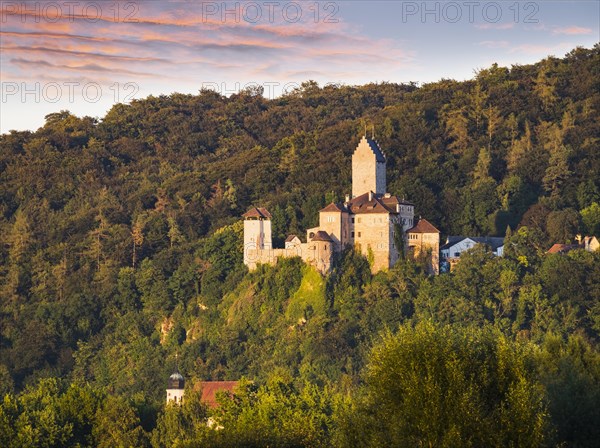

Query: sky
left=1, top=1, right=598, bottom=133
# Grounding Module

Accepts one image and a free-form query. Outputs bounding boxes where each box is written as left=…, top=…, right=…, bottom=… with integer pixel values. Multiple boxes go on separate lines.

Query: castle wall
left=407, top=232, right=440, bottom=275
left=318, top=211, right=351, bottom=251
left=244, top=241, right=332, bottom=274
left=301, top=241, right=333, bottom=273
left=389, top=215, right=401, bottom=266
left=398, top=205, right=415, bottom=233
left=353, top=214, right=393, bottom=272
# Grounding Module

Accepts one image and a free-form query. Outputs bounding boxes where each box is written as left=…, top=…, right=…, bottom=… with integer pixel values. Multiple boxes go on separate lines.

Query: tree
left=533, top=59, right=558, bottom=111
left=537, top=334, right=600, bottom=447
left=473, top=147, right=492, bottom=185
left=197, top=380, right=337, bottom=448
left=93, top=395, right=149, bottom=448
left=167, top=216, right=185, bottom=249
left=131, top=215, right=146, bottom=268
left=337, top=322, right=548, bottom=448
left=580, top=202, right=600, bottom=236
left=543, top=144, right=572, bottom=201
left=546, top=209, right=580, bottom=244
left=151, top=389, right=208, bottom=448
left=393, top=223, right=405, bottom=259
left=137, top=259, right=172, bottom=315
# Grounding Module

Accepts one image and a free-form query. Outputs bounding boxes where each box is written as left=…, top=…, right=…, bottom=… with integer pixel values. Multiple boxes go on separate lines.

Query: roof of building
left=547, top=243, right=578, bottom=254
left=242, top=207, right=272, bottom=219
left=360, top=136, right=386, bottom=163
left=320, top=202, right=345, bottom=213
left=285, top=234, right=300, bottom=243
left=441, top=236, right=505, bottom=251
left=407, top=219, right=440, bottom=234
left=316, top=192, right=411, bottom=216
left=472, top=237, right=504, bottom=250
left=346, top=191, right=397, bottom=214
left=443, top=236, right=466, bottom=247
left=195, top=381, right=239, bottom=409
left=311, top=230, right=333, bottom=242
left=167, top=371, right=185, bottom=389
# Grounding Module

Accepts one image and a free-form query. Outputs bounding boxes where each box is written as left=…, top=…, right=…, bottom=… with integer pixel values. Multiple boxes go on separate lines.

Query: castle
left=243, top=136, right=440, bottom=274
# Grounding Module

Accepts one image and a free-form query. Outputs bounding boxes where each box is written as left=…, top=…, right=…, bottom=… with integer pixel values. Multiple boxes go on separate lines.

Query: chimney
left=345, top=194, right=350, bottom=203
left=368, top=191, right=373, bottom=201
left=396, top=204, right=400, bottom=213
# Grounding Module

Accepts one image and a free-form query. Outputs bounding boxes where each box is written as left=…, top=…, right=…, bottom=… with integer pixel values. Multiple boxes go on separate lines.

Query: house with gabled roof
left=195, top=381, right=240, bottom=409
left=440, top=236, right=505, bottom=270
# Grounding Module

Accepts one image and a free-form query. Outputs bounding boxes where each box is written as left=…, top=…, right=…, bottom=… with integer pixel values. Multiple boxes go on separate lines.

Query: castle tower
left=242, top=207, right=272, bottom=269
left=352, top=136, right=386, bottom=198
left=166, top=369, right=185, bottom=405
left=406, top=219, right=440, bottom=275
left=306, top=230, right=334, bottom=273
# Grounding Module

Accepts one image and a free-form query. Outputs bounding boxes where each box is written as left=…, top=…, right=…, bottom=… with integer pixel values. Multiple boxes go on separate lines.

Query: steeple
left=166, top=357, right=185, bottom=405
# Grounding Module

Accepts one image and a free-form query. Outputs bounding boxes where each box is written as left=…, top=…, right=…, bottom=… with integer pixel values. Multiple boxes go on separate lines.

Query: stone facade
left=352, top=136, right=386, bottom=197
left=407, top=219, right=440, bottom=275
left=243, top=136, right=438, bottom=274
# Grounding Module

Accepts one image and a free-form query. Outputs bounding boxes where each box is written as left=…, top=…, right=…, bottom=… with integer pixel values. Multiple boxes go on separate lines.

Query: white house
left=441, top=236, right=505, bottom=270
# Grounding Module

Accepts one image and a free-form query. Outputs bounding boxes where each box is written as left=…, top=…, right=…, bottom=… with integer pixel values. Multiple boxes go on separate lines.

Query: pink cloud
left=552, top=26, right=593, bottom=35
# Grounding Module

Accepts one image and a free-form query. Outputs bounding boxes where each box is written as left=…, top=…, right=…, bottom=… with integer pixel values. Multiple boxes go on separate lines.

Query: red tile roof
left=347, top=192, right=396, bottom=214
left=547, top=243, right=577, bottom=254
left=407, top=219, right=440, bottom=234
left=320, top=202, right=345, bottom=213
left=195, top=381, right=239, bottom=408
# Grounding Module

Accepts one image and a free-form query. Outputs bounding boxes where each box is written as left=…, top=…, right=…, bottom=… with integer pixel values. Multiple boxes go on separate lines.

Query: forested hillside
left=1, top=45, right=599, bottom=447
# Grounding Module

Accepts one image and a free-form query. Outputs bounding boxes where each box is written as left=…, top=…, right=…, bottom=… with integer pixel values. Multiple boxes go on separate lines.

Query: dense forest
left=1, top=45, right=599, bottom=447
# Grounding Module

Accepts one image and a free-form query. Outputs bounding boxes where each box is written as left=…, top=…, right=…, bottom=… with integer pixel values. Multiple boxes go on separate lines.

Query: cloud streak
left=552, top=26, right=592, bottom=35
left=1, top=0, right=413, bottom=92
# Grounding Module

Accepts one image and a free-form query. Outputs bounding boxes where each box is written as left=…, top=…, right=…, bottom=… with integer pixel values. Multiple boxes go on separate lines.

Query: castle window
left=351, top=231, right=355, bottom=238
left=357, top=218, right=362, bottom=223
left=327, top=216, right=335, bottom=223
left=358, top=232, right=362, bottom=238
left=352, top=218, right=355, bottom=223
